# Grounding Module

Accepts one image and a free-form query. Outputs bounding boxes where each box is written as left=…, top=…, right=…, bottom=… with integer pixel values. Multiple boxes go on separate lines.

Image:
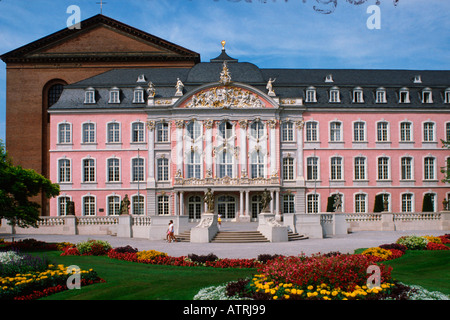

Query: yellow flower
left=284, top=294, right=290, bottom=300
left=273, top=296, right=278, bottom=300
left=307, top=285, right=314, bottom=290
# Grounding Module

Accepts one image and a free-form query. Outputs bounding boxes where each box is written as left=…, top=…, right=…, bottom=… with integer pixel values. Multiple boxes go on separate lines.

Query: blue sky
left=0, top=0, right=449, bottom=142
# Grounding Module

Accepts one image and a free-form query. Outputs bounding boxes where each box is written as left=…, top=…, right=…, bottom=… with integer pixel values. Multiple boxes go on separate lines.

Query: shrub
left=396, top=235, right=428, bottom=250
left=76, top=240, right=112, bottom=256
left=379, top=243, right=407, bottom=252
left=257, top=254, right=283, bottom=264
left=0, top=252, right=50, bottom=277
left=188, top=253, right=218, bottom=264
left=362, top=247, right=392, bottom=261
left=113, top=245, right=138, bottom=253
left=136, top=250, right=167, bottom=261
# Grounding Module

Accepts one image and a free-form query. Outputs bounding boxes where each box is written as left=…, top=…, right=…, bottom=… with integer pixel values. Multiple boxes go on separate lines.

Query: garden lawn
left=30, top=251, right=255, bottom=300
left=380, top=250, right=450, bottom=295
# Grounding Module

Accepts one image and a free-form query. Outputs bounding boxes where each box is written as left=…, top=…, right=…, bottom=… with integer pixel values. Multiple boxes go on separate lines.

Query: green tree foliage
left=0, top=140, right=60, bottom=228
left=373, top=194, right=384, bottom=213
left=422, top=193, right=434, bottom=212
left=441, top=139, right=450, bottom=183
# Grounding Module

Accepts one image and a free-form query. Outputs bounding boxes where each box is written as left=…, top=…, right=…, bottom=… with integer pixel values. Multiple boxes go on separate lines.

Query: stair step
left=212, top=231, right=269, bottom=243
left=288, top=231, right=308, bottom=241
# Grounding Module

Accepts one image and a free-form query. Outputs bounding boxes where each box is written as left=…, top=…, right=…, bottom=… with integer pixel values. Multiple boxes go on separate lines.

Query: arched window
left=219, top=121, right=233, bottom=140
left=217, top=195, right=236, bottom=219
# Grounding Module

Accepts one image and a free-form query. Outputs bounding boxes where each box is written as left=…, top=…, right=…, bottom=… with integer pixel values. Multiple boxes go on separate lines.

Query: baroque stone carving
left=146, top=120, right=155, bottom=131
left=219, top=61, right=232, bottom=85
left=186, top=86, right=264, bottom=109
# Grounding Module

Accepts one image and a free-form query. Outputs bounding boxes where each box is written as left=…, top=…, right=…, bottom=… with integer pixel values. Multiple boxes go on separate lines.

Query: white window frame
left=400, top=121, right=413, bottom=142
left=58, top=122, right=72, bottom=144
left=107, top=157, right=121, bottom=183
left=421, top=88, right=433, bottom=104
left=399, top=88, right=410, bottom=103
left=352, top=87, right=364, bottom=103
left=306, top=156, right=319, bottom=181
left=375, top=88, right=387, bottom=104
left=329, top=121, right=342, bottom=142
left=157, top=157, right=170, bottom=182
left=282, top=157, right=295, bottom=181
left=218, top=149, right=234, bottom=178
left=157, top=195, right=170, bottom=215
left=58, top=195, right=72, bottom=216
left=354, top=156, right=367, bottom=181
left=187, top=151, right=201, bottom=179
left=82, top=122, right=96, bottom=144
left=131, top=157, right=145, bottom=182
left=107, top=195, right=121, bottom=216
left=219, top=121, right=234, bottom=141
left=131, top=121, right=145, bottom=143
left=109, top=87, right=120, bottom=104
left=58, top=158, right=71, bottom=183
left=281, top=121, right=294, bottom=142
left=283, top=194, right=295, bottom=214
left=376, top=121, right=390, bottom=142
left=84, top=88, right=96, bottom=104
left=444, top=89, right=450, bottom=104
left=156, top=122, right=169, bottom=142
left=250, top=121, right=265, bottom=140
left=423, top=156, right=436, bottom=181
left=307, top=193, right=320, bottom=213
left=354, top=193, right=367, bottom=213
left=401, top=193, right=414, bottom=213
left=305, top=87, right=317, bottom=103
left=82, top=195, right=96, bottom=216
left=132, top=194, right=145, bottom=215
left=133, top=87, right=144, bottom=103
left=423, top=121, right=435, bottom=142
left=187, top=121, right=202, bottom=141
left=330, top=156, right=343, bottom=181
left=377, top=156, right=390, bottom=181
left=305, top=121, right=319, bottom=142
left=82, top=157, right=96, bottom=183
left=353, top=121, right=366, bottom=142
left=329, top=87, right=340, bottom=103
left=107, top=121, right=121, bottom=144
left=250, top=151, right=265, bottom=178
left=400, top=156, right=414, bottom=181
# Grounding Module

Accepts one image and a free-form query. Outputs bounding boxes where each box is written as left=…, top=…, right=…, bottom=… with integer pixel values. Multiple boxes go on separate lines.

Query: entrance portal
left=217, top=195, right=236, bottom=219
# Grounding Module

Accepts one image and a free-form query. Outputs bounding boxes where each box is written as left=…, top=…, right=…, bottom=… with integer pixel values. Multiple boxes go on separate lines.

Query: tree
left=373, top=194, right=384, bottom=213
left=422, top=193, right=434, bottom=212
left=0, top=140, right=60, bottom=228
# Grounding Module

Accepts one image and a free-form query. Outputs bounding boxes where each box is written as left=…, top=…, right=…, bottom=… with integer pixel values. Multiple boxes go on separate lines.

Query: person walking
left=168, top=220, right=178, bottom=243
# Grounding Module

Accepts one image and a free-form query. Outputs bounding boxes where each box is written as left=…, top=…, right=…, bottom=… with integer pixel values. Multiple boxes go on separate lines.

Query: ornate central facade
left=48, top=46, right=450, bottom=220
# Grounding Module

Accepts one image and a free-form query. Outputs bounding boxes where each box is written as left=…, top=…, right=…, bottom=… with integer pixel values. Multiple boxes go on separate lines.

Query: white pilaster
left=270, top=124, right=276, bottom=177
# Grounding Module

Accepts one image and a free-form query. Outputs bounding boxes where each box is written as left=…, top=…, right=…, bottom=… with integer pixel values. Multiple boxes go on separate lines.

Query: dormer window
left=352, top=87, right=364, bottom=103
left=329, top=86, right=340, bottom=103
left=414, top=75, right=422, bottom=83
left=133, top=87, right=144, bottom=103
left=375, top=87, right=387, bottom=104
left=422, top=88, right=433, bottom=104
left=84, top=88, right=96, bottom=104
left=109, top=87, right=120, bottom=104
left=445, top=88, right=450, bottom=104
left=305, top=87, right=317, bottom=103
left=399, top=88, right=410, bottom=103
left=325, top=74, right=334, bottom=83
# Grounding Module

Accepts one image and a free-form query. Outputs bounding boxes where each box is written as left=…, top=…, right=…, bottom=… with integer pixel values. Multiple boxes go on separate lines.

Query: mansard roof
left=50, top=48, right=450, bottom=111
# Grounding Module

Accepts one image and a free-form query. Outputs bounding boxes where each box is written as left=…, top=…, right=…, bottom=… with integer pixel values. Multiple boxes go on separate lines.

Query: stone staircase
left=175, top=229, right=308, bottom=243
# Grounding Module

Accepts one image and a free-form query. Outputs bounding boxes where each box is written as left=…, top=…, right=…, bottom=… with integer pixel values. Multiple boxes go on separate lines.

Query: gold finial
left=221, top=40, right=226, bottom=50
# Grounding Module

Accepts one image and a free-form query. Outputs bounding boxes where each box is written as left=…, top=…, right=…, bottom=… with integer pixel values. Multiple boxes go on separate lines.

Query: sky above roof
left=0, top=0, right=449, bottom=142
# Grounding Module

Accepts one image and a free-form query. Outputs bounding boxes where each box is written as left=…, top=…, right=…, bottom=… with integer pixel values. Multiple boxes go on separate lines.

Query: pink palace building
left=48, top=46, right=450, bottom=221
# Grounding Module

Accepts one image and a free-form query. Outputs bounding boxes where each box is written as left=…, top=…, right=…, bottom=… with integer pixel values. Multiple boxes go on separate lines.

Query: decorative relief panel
left=186, top=86, right=264, bottom=109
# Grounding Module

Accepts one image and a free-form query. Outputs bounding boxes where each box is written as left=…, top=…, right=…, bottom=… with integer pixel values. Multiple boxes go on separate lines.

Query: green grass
left=381, top=250, right=450, bottom=295
left=31, top=251, right=255, bottom=300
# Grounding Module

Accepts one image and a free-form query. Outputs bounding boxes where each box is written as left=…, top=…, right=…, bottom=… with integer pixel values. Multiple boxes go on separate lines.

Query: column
left=245, top=190, right=250, bottom=217
left=270, top=190, right=274, bottom=213
left=175, top=120, right=184, bottom=177
left=269, top=120, right=277, bottom=177
left=205, top=119, right=213, bottom=176
left=296, top=120, right=304, bottom=180
left=147, top=121, right=155, bottom=186
left=175, top=192, right=179, bottom=216
left=179, top=191, right=184, bottom=216
left=275, top=190, right=281, bottom=221
left=239, top=120, right=248, bottom=177
left=240, top=191, right=244, bottom=218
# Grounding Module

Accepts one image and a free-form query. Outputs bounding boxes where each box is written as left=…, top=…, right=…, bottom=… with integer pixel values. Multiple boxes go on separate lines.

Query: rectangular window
left=84, top=90, right=95, bottom=104
left=109, top=90, right=120, bottom=104
left=107, top=158, right=120, bottom=182
left=305, top=89, right=316, bottom=103
left=82, top=123, right=96, bottom=143
left=401, top=194, right=413, bottom=212
left=330, top=157, right=342, bottom=180
left=156, top=123, right=169, bottom=142
left=157, top=158, right=169, bottom=181
left=58, top=159, right=71, bottom=183
left=187, top=152, right=201, bottom=179
left=132, top=195, right=144, bottom=215
left=133, top=89, right=144, bottom=103
left=307, top=194, right=319, bottom=213
left=353, top=89, right=364, bottom=103
left=58, top=123, right=71, bottom=144
left=330, top=122, right=341, bottom=142
left=158, top=195, right=170, bottom=215
left=377, top=122, right=389, bottom=142
left=108, top=196, right=120, bottom=215
left=132, top=122, right=145, bottom=143
left=132, top=158, right=144, bottom=182
left=376, top=89, right=386, bottom=103
left=282, top=122, right=294, bottom=142
left=83, top=196, right=96, bottom=216
left=83, top=159, right=95, bottom=182
left=377, top=157, right=389, bottom=180
left=355, top=194, right=366, bottom=213
left=423, top=122, right=434, bottom=142
left=329, top=89, right=340, bottom=103
left=306, top=122, right=318, bottom=142
left=399, top=90, right=409, bottom=103
left=283, top=157, right=294, bottom=180
left=447, top=123, right=450, bottom=142
left=401, top=157, right=412, bottom=180
left=424, top=157, right=435, bottom=180
left=353, top=122, right=365, bottom=142
left=307, top=157, right=318, bottom=181
left=251, top=152, right=265, bottom=179
left=283, top=194, right=295, bottom=214
left=58, top=197, right=70, bottom=216
left=107, top=122, right=120, bottom=143
left=354, top=157, right=366, bottom=180
left=400, top=122, right=412, bottom=142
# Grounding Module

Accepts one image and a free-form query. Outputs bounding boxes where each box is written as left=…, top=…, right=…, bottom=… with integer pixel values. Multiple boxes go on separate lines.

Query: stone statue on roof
left=175, top=78, right=184, bottom=96
left=266, top=78, right=276, bottom=96
left=147, top=81, right=156, bottom=98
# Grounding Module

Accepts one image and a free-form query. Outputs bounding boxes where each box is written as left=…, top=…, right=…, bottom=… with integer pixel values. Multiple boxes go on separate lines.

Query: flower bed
left=0, top=263, right=103, bottom=300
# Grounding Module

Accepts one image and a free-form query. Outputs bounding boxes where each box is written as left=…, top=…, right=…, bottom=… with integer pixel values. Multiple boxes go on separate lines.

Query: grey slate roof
left=50, top=49, right=450, bottom=111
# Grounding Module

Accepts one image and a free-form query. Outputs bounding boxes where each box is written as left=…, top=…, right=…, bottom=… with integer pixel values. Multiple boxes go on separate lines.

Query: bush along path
left=0, top=235, right=449, bottom=300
